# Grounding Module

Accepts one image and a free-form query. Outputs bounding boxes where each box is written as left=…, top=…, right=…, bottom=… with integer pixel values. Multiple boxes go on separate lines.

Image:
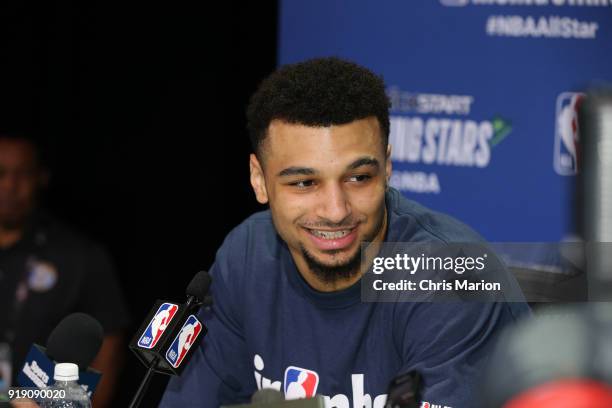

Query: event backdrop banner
left=278, top=0, right=612, bottom=242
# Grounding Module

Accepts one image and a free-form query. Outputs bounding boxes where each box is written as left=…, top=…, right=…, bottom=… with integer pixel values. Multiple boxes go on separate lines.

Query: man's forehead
left=267, top=116, right=381, bottom=133
left=263, top=117, right=383, bottom=154
left=258, top=117, right=385, bottom=175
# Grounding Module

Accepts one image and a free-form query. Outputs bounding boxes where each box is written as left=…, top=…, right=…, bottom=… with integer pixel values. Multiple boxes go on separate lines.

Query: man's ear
left=250, top=154, right=269, bottom=204
left=385, top=144, right=392, bottom=187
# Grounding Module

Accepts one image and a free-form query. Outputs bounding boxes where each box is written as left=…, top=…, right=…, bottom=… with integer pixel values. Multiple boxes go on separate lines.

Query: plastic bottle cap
left=54, top=363, right=79, bottom=381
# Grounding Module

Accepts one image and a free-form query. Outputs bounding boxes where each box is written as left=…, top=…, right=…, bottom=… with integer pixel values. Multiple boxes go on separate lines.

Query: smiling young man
left=160, top=58, right=529, bottom=408
left=249, top=117, right=389, bottom=293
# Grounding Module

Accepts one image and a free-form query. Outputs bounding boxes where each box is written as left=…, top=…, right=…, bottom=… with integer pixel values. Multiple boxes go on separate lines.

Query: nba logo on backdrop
left=554, top=92, right=585, bottom=176
left=284, top=367, right=319, bottom=399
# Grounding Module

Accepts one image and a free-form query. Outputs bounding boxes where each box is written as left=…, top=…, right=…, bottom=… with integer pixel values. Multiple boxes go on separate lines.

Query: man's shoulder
left=214, top=209, right=283, bottom=271
left=224, top=209, right=278, bottom=249
left=209, top=209, right=286, bottom=303
left=237, top=209, right=275, bottom=230
left=386, top=188, right=484, bottom=243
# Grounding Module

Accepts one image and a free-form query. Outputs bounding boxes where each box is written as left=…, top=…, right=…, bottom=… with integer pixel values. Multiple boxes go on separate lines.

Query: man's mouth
left=308, top=229, right=353, bottom=239
left=303, top=226, right=359, bottom=251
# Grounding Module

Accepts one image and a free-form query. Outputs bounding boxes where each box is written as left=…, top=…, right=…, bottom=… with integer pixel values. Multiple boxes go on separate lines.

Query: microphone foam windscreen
left=482, top=304, right=612, bottom=406
left=186, top=270, right=212, bottom=299
left=46, top=312, right=104, bottom=370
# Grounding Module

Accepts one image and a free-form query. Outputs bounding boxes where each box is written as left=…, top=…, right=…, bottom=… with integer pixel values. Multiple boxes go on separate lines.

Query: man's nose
left=316, top=183, right=351, bottom=225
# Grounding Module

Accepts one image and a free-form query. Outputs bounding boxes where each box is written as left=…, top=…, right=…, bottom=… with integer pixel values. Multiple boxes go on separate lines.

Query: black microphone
left=47, top=313, right=104, bottom=371
left=384, top=371, right=421, bottom=408
left=17, top=313, right=104, bottom=399
left=186, top=270, right=213, bottom=308
left=128, top=270, right=211, bottom=408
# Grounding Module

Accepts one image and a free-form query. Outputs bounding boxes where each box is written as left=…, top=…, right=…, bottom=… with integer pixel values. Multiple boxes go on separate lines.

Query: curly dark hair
left=246, top=57, right=390, bottom=157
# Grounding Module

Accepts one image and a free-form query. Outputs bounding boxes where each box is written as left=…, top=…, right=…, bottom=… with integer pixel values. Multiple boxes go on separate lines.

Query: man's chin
left=300, top=244, right=362, bottom=284
left=310, top=252, right=355, bottom=268
left=304, top=241, right=358, bottom=260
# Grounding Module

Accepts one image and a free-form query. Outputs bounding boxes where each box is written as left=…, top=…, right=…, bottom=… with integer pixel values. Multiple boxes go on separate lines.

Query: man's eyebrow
left=277, top=167, right=317, bottom=177
left=347, top=157, right=380, bottom=170
left=276, top=158, right=379, bottom=177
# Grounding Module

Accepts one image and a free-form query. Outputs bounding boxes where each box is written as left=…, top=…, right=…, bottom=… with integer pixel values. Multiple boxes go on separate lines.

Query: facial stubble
left=299, top=204, right=387, bottom=285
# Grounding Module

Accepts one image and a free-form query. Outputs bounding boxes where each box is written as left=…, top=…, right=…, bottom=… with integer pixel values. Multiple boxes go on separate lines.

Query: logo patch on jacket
left=284, top=366, right=319, bottom=399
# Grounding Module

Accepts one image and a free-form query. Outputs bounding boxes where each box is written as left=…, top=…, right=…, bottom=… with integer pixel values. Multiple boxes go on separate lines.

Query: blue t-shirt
left=160, top=188, right=529, bottom=408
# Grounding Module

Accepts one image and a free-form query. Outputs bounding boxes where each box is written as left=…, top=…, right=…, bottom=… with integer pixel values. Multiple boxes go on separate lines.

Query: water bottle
left=44, top=363, right=91, bottom=408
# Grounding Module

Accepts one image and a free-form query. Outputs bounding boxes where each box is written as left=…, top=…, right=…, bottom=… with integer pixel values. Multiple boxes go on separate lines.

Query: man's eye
left=290, top=180, right=315, bottom=189
left=348, top=175, right=372, bottom=183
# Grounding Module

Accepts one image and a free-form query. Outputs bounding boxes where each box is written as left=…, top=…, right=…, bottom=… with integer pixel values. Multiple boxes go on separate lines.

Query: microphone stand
left=129, top=356, right=159, bottom=408
left=129, top=295, right=201, bottom=408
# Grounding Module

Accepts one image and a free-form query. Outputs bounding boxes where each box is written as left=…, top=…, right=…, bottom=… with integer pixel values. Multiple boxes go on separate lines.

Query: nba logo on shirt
left=283, top=366, right=319, bottom=400
left=554, top=92, right=585, bottom=176
left=165, top=315, right=203, bottom=368
left=137, top=302, right=179, bottom=349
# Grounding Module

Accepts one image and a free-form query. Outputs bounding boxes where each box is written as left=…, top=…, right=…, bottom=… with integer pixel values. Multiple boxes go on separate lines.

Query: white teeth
left=310, top=229, right=351, bottom=239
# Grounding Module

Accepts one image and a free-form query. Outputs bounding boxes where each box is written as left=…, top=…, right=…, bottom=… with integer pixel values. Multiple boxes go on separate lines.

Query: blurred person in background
left=0, top=132, right=128, bottom=407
